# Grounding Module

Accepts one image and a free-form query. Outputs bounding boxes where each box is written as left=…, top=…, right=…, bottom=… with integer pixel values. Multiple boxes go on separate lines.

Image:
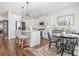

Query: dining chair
left=60, top=36, right=78, bottom=56
left=47, top=32, right=59, bottom=50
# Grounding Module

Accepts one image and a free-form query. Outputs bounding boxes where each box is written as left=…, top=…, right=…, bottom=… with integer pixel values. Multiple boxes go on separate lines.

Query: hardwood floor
left=33, top=38, right=48, bottom=49
left=0, top=36, right=78, bottom=56
left=0, top=37, right=34, bottom=56
left=0, top=36, right=48, bottom=56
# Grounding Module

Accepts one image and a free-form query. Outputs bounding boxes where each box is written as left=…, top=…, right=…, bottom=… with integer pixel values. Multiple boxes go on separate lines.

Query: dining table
left=52, top=33, right=79, bottom=56
left=53, top=33, right=79, bottom=38
left=53, top=33, right=79, bottom=47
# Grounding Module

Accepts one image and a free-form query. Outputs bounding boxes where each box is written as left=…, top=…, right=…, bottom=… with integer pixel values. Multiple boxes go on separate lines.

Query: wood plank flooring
left=0, top=37, right=34, bottom=56
left=0, top=36, right=78, bottom=56
left=0, top=36, right=48, bottom=56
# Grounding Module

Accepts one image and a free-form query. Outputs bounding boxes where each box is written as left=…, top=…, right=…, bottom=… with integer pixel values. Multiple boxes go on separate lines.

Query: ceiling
left=0, top=2, right=79, bottom=17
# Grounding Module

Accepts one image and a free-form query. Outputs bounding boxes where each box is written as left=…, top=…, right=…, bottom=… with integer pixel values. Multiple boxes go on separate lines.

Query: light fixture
left=21, top=2, right=30, bottom=21
left=21, top=2, right=40, bottom=20
left=26, top=2, right=29, bottom=20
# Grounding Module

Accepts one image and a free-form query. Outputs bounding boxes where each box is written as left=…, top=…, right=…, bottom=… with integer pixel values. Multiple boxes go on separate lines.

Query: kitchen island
left=29, top=31, right=40, bottom=47
left=15, top=30, right=40, bottom=47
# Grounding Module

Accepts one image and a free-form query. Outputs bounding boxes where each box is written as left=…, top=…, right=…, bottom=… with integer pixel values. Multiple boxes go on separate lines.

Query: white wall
left=8, top=11, right=21, bottom=39
left=50, top=6, right=79, bottom=32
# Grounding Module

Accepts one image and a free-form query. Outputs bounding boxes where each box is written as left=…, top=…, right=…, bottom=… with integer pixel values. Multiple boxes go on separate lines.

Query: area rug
left=32, top=44, right=58, bottom=56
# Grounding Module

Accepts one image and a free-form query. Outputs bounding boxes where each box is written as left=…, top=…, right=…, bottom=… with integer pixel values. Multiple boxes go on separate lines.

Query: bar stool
left=15, top=30, right=29, bottom=46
